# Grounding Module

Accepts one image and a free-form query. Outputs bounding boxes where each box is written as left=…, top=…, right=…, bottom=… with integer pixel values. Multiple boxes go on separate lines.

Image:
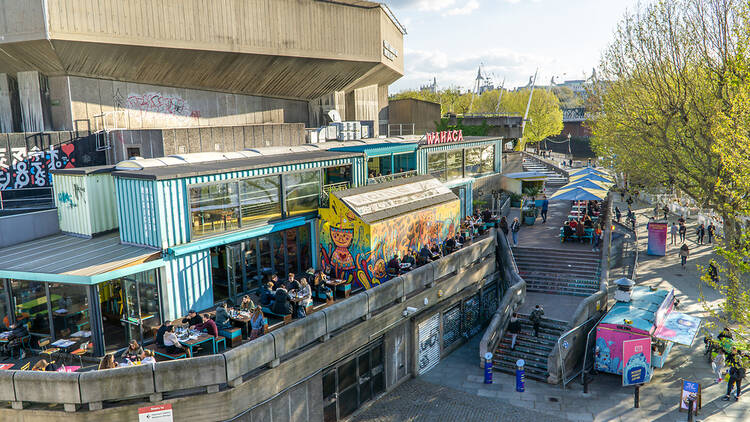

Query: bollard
left=634, top=385, right=640, bottom=408
left=484, top=352, right=493, bottom=384
left=583, top=372, right=590, bottom=394
left=516, top=359, right=525, bottom=393
left=687, top=398, right=694, bottom=422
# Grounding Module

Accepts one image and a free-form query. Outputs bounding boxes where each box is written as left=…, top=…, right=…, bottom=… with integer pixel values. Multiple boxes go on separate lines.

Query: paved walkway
left=356, top=199, right=744, bottom=421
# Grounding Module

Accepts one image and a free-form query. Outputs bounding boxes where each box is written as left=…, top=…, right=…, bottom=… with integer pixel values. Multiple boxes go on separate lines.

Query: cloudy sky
left=386, top=0, right=644, bottom=93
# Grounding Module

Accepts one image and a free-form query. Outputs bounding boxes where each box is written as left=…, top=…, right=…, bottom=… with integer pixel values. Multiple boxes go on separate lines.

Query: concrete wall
left=0, top=235, right=498, bottom=421
left=105, top=123, right=306, bottom=163
left=17, top=71, right=46, bottom=132
left=54, top=76, right=309, bottom=132
left=0, top=209, right=60, bottom=247
left=0, top=74, right=20, bottom=132
left=389, top=98, right=441, bottom=134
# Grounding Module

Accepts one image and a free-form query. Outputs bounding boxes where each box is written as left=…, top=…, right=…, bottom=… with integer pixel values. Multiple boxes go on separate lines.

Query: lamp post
left=567, top=133, right=572, bottom=157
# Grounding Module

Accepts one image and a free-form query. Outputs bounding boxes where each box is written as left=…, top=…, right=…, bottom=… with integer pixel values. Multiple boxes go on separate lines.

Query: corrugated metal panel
left=86, top=174, right=118, bottom=234
left=53, top=173, right=93, bottom=236
left=418, top=313, right=441, bottom=375
left=163, top=250, right=212, bottom=320
left=115, top=177, right=161, bottom=248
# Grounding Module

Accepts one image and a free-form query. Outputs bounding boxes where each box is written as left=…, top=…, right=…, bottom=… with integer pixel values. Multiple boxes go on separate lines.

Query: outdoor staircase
left=522, top=155, right=568, bottom=187
left=493, top=314, right=568, bottom=381
left=513, top=246, right=600, bottom=297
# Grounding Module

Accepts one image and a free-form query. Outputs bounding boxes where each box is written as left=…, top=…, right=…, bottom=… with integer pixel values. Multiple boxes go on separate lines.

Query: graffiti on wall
left=119, top=91, right=201, bottom=126
left=319, top=194, right=460, bottom=290
left=0, top=144, right=76, bottom=190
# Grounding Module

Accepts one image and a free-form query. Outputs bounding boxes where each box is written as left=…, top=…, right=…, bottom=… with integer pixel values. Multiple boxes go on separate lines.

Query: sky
left=386, top=0, right=645, bottom=93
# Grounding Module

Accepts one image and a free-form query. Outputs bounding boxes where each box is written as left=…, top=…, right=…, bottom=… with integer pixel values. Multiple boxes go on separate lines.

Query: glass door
left=120, top=277, right=143, bottom=344
left=137, top=272, right=162, bottom=342
left=226, top=244, right=244, bottom=305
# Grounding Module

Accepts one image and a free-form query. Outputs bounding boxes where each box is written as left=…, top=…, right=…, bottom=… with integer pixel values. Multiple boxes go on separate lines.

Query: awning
left=0, top=233, right=161, bottom=284
left=653, top=312, right=702, bottom=345
left=549, top=186, right=608, bottom=201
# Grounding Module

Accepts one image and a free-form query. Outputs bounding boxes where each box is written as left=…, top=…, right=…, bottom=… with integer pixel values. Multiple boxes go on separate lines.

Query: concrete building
left=0, top=0, right=405, bottom=134
left=388, top=98, right=441, bottom=135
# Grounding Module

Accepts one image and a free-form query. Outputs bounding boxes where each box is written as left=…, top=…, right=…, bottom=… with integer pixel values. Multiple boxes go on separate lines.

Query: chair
left=38, top=338, right=60, bottom=359
left=71, top=342, right=92, bottom=366
left=19, top=362, right=30, bottom=371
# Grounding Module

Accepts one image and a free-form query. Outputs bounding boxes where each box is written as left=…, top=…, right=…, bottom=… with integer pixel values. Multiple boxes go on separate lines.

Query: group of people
left=498, top=216, right=521, bottom=246
left=707, top=328, right=748, bottom=401
left=97, top=339, right=157, bottom=370
left=259, top=271, right=319, bottom=319
left=561, top=201, right=604, bottom=251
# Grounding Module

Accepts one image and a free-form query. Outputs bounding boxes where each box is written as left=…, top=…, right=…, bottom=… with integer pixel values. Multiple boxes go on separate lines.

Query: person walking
left=510, top=217, right=521, bottom=247
left=508, top=313, right=522, bottom=350
left=697, top=224, right=705, bottom=245
left=540, top=195, right=549, bottom=223
left=679, top=244, right=690, bottom=269
left=529, top=305, right=544, bottom=337
left=679, top=223, right=687, bottom=243
left=670, top=222, right=678, bottom=245
left=708, top=223, right=716, bottom=244
left=713, top=349, right=726, bottom=384
left=662, top=205, right=669, bottom=220
left=723, top=348, right=746, bottom=401
left=615, top=206, right=622, bottom=223
left=592, top=225, right=603, bottom=252
left=499, top=216, right=509, bottom=240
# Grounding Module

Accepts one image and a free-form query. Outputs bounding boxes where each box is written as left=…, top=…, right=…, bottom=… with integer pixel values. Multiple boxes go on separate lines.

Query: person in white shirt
left=141, top=349, right=156, bottom=365
left=163, top=325, right=191, bottom=357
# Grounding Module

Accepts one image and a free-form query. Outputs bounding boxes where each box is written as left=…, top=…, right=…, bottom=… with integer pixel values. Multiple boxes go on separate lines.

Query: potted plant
left=521, top=207, right=537, bottom=225
left=510, top=192, right=523, bottom=208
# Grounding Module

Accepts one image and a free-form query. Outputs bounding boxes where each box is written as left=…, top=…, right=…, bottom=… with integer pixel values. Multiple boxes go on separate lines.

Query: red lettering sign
left=422, top=130, right=464, bottom=145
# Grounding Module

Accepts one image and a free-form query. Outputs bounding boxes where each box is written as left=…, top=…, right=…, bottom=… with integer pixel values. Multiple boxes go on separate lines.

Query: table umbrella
left=549, top=186, right=608, bottom=201
left=569, top=172, right=614, bottom=184
left=561, top=178, right=611, bottom=190
left=569, top=167, right=611, bottom=177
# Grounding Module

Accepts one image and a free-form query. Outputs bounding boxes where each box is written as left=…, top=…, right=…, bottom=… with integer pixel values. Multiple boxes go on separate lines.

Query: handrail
left=580, top=312, right=608, bottom=385
left=557, top=313, right=602, bottom=388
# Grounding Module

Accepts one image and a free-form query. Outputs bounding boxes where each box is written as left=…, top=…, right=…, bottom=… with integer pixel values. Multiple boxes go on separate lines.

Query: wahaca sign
left=422, top=130, right=464, bottom=145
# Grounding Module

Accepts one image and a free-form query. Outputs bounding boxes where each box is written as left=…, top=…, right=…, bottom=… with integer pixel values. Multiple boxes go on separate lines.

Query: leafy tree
left=590, top=0, right=750, bottom=334
left=551, top=86, right=583, bottom=109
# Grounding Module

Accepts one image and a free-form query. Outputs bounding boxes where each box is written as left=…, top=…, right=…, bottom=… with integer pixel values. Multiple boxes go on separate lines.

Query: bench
left=145, top=343, right=186, bottom=360
left=313, top=290, right=334, bottom=304
left=218, top=327, right=242, bottom=348
left=214, top=336, right=226, bottom=352
left=261, top=307, right=292, bottom=323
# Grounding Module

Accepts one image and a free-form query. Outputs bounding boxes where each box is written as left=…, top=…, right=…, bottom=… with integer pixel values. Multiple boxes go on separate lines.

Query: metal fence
left=0, top=187, right=55, bottom=213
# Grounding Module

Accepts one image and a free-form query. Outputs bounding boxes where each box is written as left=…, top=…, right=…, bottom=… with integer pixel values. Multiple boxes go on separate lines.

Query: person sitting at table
left=583, top=215, right=593, bottom=228
left=295, top=278, right=313, bottom=318
left=430, top=243, right=441, bottom=259
left=419, top=244, right=432, bottom=261
left=141, top=349, right=156, bottom=365
left=98, top=353, right=117, bottom=370
left=0, top=322, right=28, bottom=359
left=163, top=325, right=191, bottom=357
left=563, top=221, right=575, bottom=241
left=260, top=282, right=275, bottom=307
left=194, top=313, right=219, bottom=338
left=120, top=339, right=144, bottom=361
left=402, top=250, right=416, bottom=268
left=576, top=218, right=585, bottom=241
left=312, top=271, right=333, bottom=301
left=249, top=307, right=266, bottom=340
left=285, top=272, right=300, bottom=291
left=270, top=274, right=283, bottom=290
left=387, top=254, right=401, bottom=276
left=481, top=208, right=493, bottom=223
left=445, top=236, right=457, bottom=253
left=182, top=309, right=202, bottom=327
left=271, top=286, right=293, bottom=316
left=240, top=295, right=255, bottom=312
left=214, top=302, right=232, bottom=329
left=569, top=219, right=578, bottom=230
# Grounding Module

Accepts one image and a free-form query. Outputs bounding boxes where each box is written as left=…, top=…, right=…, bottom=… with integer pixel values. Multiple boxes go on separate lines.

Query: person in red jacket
left=193, top=313, right=219, bottom=338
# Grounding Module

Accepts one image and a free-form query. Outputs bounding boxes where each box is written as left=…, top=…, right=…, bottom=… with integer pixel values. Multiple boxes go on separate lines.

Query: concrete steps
left=493, top=315, right=567, bottom=382
left=512, top=246, right=601, bottom=297
left=522, top=157, right=568, bottom=187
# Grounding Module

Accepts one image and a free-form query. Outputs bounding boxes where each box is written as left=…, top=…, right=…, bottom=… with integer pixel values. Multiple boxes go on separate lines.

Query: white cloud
left=443, top=0, right=479, bottom=16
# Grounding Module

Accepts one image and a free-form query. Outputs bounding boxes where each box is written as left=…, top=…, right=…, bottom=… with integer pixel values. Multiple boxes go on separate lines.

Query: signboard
left=622, top=338, right=652, bottom=386
left=646, top=222, right=667, bottom=256
left=653, top=289, right=675, bottom=331
left=679, top=381, right=701, bottom=413
left=654, top=312, right=701, bottom=346
left=383, top=40, right=399, bottom=61
left=139, top=404, right=173, bottom=422
left=422, top=130, right=464, bottom=145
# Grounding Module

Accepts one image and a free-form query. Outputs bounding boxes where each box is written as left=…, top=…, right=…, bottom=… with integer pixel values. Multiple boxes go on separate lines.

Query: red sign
left=423, top=130, right=464, bottom=145
left=139, top=404, right=173, bottom=422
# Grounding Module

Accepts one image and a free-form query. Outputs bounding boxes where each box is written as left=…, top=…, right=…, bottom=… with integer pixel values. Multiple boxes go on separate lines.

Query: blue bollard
left=516, top=359, right=525, bottom=392
left=484, top=352, right=493, bottom=384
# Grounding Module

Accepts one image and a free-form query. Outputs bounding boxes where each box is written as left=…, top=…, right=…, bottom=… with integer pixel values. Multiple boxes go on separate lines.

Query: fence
left=0, top=187, right=55, bottom=212
left=379, top=123, right=416, bottom=137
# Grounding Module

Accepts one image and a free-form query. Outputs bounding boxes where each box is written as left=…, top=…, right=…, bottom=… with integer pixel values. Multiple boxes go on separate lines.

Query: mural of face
left=329, top=227, right=355, bottom=271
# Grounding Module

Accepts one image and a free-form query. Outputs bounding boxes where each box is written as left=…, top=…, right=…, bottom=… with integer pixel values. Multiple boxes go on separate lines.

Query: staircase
left=493, top=314, right=568, bottom=381
left=522, top=155, right=568, bottom=187
left=513, top=246, right=600, bottom=297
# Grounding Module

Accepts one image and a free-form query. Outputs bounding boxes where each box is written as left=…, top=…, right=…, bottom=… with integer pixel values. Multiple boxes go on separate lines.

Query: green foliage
left=434, top=117, right=489, bottom=136
left=551, top=86, right=584, bottom=109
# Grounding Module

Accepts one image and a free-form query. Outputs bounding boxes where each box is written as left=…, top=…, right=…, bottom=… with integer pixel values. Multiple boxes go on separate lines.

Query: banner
left=622, top=338, right=652, bottom=386
left=647, top=222, right=667, bottom=256
left=654, top=312, right=702, bottom=346
left=679, top=381, right=701, bottom=413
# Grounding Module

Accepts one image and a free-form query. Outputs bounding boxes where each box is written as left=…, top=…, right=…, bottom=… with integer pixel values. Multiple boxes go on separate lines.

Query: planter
left=511, top=201, right=522, bottom=208
left=523, top=216, right=536, bottom=225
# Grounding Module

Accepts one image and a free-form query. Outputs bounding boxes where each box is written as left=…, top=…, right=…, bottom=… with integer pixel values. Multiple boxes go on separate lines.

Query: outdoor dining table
left=177, top=331, right=216, bottom=355
left=229, top=311, right=253, bottom=338
left=326, top=279, right=351, bottom=299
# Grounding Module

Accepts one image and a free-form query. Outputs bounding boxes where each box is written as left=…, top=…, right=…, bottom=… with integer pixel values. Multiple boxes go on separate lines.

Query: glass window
left=258, top=235, right=273, bottom=279
left=190, top=182, right=239, bottom=238
left=0, top=281, right=9, bottom=329
left=285, top=228, right=299, bottom=275
left=446, top=150, right=464, bottom=181
left=367, top=157, right=392, bottom=178
left=324, top=165, right=352, bottom=186
left=465, top=145, right=495, bottom=177
left=48, top=283, right=89, bottom=339
left=427, top=151, right=446, bottom=182
left=392, top=153, right=415, bottom=174
left=240, top=176, right=281, bottom=228
left=298, top=224, right=312, bottom=272
left=244, top=239, right=261, bottom=291
left=136, top=271, right=161, bottom=341
left=480, top=145, right=495, bottom=174
left=10, top=280, right=50, bottom=336
left=271, top=231, right=286, bottom=276
left=285, top=171, right=321, bottom=216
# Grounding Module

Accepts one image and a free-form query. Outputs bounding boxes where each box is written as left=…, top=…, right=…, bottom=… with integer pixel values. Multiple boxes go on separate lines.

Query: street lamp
left=567, top=133, right=572, bottom=156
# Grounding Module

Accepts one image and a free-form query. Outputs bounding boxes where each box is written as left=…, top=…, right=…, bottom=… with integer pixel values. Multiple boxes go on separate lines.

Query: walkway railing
left=367, top=170, right=418, bottom=185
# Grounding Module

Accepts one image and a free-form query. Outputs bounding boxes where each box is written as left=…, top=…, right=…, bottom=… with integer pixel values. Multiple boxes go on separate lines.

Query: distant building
left=420, top=77, right=439, bottom=93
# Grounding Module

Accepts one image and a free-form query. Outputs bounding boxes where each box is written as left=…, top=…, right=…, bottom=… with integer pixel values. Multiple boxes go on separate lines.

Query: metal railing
left=367, top=170, right=417, bottom=185
left=0, top=187, right=55, bottom=211
left=379, top=123, right=416, bottom=137
left=557, top=314, right=603, bottom=388
left=580, top=312, right=608, bottom=386
left=320, top=182, right=351, bottom=207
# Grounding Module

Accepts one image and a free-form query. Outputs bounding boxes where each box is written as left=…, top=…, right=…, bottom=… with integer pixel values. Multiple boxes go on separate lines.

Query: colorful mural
left=319, top=192, right=459, bottom=290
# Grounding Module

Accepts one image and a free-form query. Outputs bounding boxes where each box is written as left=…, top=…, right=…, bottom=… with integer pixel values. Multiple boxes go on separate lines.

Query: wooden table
left=178, top=332, right=216, bottom=355
left=326, top=279, right=350, bottom=299
left=230, top=312, right=252, bottom=339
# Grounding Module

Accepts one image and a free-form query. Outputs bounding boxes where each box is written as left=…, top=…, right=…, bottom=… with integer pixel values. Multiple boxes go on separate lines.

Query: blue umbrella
left=562, top=179, right=610, bottom=190
left=569, top=167, right=611, bottom=177
left=549, top=186, right=608, bottom=201
left=570, top=172, right=614, bottom=184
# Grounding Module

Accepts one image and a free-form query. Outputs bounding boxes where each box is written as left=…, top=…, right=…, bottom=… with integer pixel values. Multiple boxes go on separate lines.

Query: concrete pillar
left=0, top=74, right=15, bottom=132
left=17, top=71, right=46, bottom=132
left=228, top=377, right=243, bottom=388
left=11, top=401, right=24, bottom=410
left=63, top=403, right=77, bottom=413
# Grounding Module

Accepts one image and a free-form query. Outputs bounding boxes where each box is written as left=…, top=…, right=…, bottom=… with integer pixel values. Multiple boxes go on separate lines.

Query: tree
left=551, top=86, right=583, bottom=109
left=496, top=89, right=563, bottom=149
left=590, top=0, right=750, bottom=335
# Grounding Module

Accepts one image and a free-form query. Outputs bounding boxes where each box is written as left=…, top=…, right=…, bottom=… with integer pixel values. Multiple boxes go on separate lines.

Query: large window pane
left=190, top=182, right=239, bottom=238
left=298, top=224, right=312, bottom=272
left=285, top=171, right=321, bottom=216
left=137, top=270, right=161, bottom=341
left=324, top=165, right=352, bottom=186
left=0, top=281, right=9, bottom=329
left=427, top=152, right=446, bottom=182
left=446, top=150, right=463, bottom=181
left=285, top=228, right=299, bottom=275
left=480, top=145, right=495, bottom=174
left=465, top=147, right=483, bottom=178
left=244, top=239, right=261, bottom=292
left=367, top=157, right=392, bottom=178
left=393, top=153, right=415, bottom=173
left=271, top=231, right=286, bottom=276
left=49, top=283, right=89, bottom=338
left=11, top=280, right=51, bottom=336
left=240, top=176, right=281, bottom=228
left=258, top=235, right=273, bottom=279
